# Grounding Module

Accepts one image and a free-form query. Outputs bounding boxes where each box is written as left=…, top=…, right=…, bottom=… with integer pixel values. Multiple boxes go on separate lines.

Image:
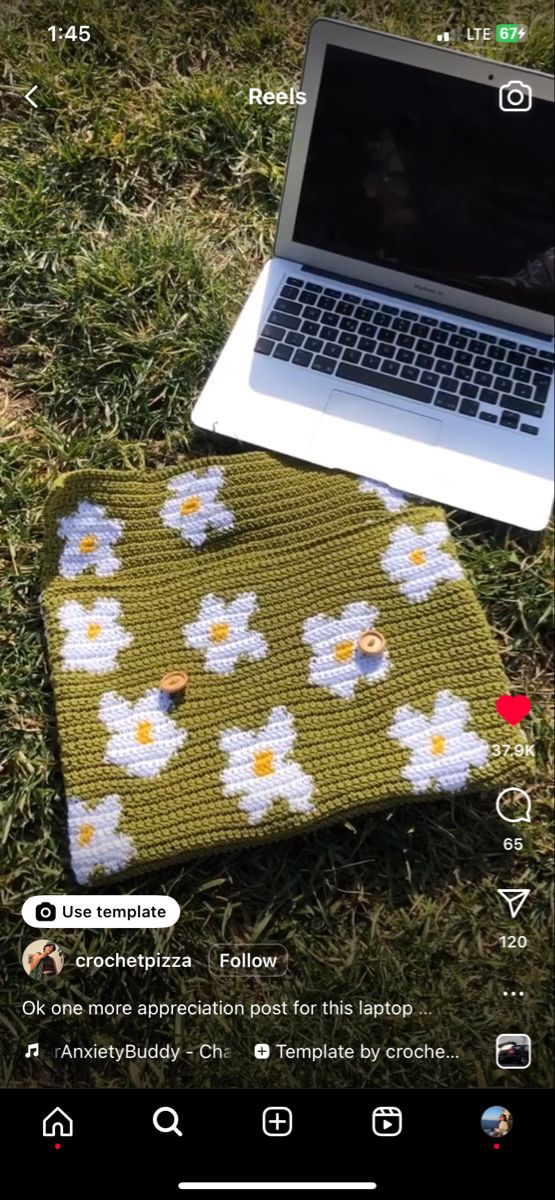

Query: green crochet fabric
left=41, top=452, right=527, bottom=884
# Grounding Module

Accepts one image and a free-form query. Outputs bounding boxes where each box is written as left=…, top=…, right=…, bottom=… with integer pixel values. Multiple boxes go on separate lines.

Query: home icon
left=43, top=1108, right=73, bottom=1138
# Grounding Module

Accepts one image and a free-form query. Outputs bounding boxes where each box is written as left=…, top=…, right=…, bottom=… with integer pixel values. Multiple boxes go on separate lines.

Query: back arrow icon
left=25, top=86, right=38, bottom=108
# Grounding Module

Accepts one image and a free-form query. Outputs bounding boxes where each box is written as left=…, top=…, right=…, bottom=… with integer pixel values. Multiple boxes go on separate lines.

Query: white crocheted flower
left=57, top=500, right=124, bottom=579
left=183, top=592, right=267, bottom=675
left=67, top=794, right=136, bottom=884
left=302, top=601, right=390, bottom=700
left=358, top=476, right=408, bottom=512
left=388, top=689, right=489, bottom=793
left=58, top=598, right=133, bottom=674
left=161, top=465, right=234, bottom=547
left=220, top=705, right=315, bottom=826
left=381, top=521, right=463, bottom=602
left=99, top=687, right=187, bottom=779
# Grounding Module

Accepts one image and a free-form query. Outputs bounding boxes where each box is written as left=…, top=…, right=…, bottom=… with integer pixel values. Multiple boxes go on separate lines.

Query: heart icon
left=495, top=695, right=531, bottom=725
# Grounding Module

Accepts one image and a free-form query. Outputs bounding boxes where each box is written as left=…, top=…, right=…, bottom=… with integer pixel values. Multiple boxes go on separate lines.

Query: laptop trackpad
left=309, top=389, right=442, bottom=450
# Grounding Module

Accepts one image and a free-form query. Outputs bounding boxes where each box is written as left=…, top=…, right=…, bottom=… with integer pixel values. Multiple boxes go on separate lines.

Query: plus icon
left=262, top=1107, right=293, bottom=1137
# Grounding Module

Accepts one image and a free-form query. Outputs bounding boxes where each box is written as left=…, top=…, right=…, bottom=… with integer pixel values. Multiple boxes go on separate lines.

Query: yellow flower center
left=252, top=749, right=275, bottom=777
left=79, top=533, right=99, bottom=555
left=409, top=548, right=426, bottom=566
left=180, top=495, right=201, bottom=517
left=136, top=720, right=154, bottom=745
left=210, top=622, right=230, bottom=644
left=78, top=823, right=95, bottom=846
left=86, top=622, right=102, bottom=640
left=431, top=734, right=446, bottom=756
left=334, top=640, right=355, bottom=663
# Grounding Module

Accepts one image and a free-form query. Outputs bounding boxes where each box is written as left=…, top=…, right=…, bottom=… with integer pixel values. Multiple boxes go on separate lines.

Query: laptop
left=192, top=19, right=555, bottom=530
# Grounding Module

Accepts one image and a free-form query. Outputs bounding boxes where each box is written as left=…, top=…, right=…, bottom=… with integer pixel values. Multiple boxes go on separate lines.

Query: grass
left=0, top=0, right=553, bottom=1090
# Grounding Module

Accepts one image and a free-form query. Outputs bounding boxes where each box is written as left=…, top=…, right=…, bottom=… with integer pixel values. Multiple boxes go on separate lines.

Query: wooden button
left=159, top=670, right=189, bottom=694
left=358, top=630, right=386, bottom=657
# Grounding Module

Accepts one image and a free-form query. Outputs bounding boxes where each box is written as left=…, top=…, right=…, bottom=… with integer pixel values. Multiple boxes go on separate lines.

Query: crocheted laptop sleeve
left=41, top=452, right=527, bottom=884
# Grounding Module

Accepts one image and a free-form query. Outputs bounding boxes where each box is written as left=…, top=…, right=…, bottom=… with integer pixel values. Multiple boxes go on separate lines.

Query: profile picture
left=22, top=939, right=64, bottom=981
left=481, top=1105, right=513, bottom=1137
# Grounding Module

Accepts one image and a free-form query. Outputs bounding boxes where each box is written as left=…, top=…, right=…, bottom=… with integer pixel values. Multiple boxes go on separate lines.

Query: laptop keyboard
left=254, top=276, right=554, bottom=436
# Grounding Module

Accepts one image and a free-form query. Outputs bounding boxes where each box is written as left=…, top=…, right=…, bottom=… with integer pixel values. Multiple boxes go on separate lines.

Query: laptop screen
left=293, top=44, right=554, bottom=316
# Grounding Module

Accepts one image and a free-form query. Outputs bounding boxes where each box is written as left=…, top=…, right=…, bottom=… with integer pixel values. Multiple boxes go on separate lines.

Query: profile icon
left=22, top=939, right=64, bottom=981
left=481, top=1105, right=513, bottom=1137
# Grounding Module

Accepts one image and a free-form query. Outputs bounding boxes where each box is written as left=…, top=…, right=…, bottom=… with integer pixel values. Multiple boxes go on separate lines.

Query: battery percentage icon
left=496, top=24, right=528, bottom=42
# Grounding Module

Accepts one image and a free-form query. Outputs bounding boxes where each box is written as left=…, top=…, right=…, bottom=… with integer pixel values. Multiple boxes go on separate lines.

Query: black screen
left=294, top=45, right=554, bottom=314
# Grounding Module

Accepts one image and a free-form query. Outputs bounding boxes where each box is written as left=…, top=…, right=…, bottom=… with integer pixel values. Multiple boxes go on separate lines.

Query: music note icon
left=25, top=1042, right=39, bottom=1058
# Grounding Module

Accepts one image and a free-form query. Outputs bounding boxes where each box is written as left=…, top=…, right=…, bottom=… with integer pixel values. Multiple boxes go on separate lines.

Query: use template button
left=208, top=944, right=288, bottom=976
left=22, top=895, right=180, bottom=928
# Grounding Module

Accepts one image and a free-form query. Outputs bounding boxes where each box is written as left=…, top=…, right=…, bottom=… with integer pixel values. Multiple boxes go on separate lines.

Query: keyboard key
left=378, top=344, right=395, bottom=358
left=474, top=355, right=490, bottom=371
left=382, top=304, right=399, bottom=315
left=303, top=305, right=320, bottom=321
left=339, top=332, right=357, bottom=347
left=493, top=361, right=511, bottom=377
left=301, top=320, right=319, bottom=336
left=358, top=337, right=376, bottom=352
left=392, top=318, right=411, bottom=332
left=527, top=355, right=554, bottom=373
left=360, top=322, right=377, bottom=337
left=480, top=388, right=499, bottom=405
left=268, top=309, right=300, bottom=330
left=255, top=337, right=274, bottom=355
left=534, top=380, right=551, bottom=404
left=499, top=396, right=544, bottom=418
left=317, top=295, right=335, bottom=311
left=439, top=321, right=457, bottom=331
left=401, top=309, right=417, bottom=319
left=487, top=345, right=505, bottom=360
left=285, top=331, right=304, bottom=346
left=460, top=326, right=478, bottom=337
left=321, top=311, right=339, bottom=327
left=342, top=348, right=362, bottom=364
left=449, top=335, right=468, bottom=349
left=354, top=306, right=370, bottom=321
left=397, top=333, right=415, bottom=349
left=468, top=339, right=486, bottom=354
left=436, top=360, right=453, bottom=375
left=362, top=353, right=380, bottom=369
left=441, top=377, right=458, bottom=393
left=481, top=333, right=496, bottom=343
left=435, top=391, right=458, bottom=410
left=416, top=339, right=434, bottom=354
left=521, top=423, right=539, bottom=435
left=273, top=343, right=293, bottom=361
left=420, top=370, right=440, bottom=388
left=303, top=281, right=322, bottom=292
left=431, top=329, right=448, bottom=344
left=339, top=317, right=358, bottom=332
left=434, top=345, right=453, bottom=360
left=336, top=361, right=434, bottom=403
left=455, top=366, right=473, bottom=381
left=475, top=371, right=493, bottom=387
left=381, top=359, right=401, bottom=375
left=519, top=343, right=536, bottom=354
left=513, top=367, right=531, bottom=383
left=275, top=297, right=302, bottom=315
left=336, top=301, right=354, bottom=315
left=500, top=410, right=519, bottom=429
left=416, top=354, right=434, bottom=369
left=323, top=326, right=339, bottom=341
left=396, top=348, right=414, bottom=364
left=281, top=285, right=299, bottom=300
left=479, top=411, right=497, bottom=423
left=374, top=313, right=392, bottom=327
left=411, top=323, right=429, bottom=338
left=292, top=349, right=312, bottom=367
left=496, top=378, right=513, bottom=393
left=499, top=338, right=518, bottom=349
left=311, top=355, right=336, bottom=374
left=460, top=398, right=479, bottom=417
left=324, top=287, right=341, bottom=298
left=538, top=349, right=554, bottom=362
left=324, top=342, right=342, bottom=359
left=299, top=290, right=319, bottom=306
left=460, top=383, right=478, bottom=399
left=262, top=323, right=285, bottom=340
left=421, top=315, right=438, bottom=326
left=344, top=293, right=361, bottom=303
left=507, top=351, right=525, bottom=367
left=362, top=298, right=379, bottom=309
left=286, top=276, right=304, bottom=286
left=305, top=337, right=324, bottom=353
left=454, top=350, right=473, bottom=366
left=400, top=366, right=420, bottom=381
left=377, top=328, right=396, bottom=343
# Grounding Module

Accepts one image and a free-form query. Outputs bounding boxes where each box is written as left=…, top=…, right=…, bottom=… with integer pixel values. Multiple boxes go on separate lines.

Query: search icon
left=153, top=1106, right=182, bottom=1137
left=496, top=787, right=532, bottom=824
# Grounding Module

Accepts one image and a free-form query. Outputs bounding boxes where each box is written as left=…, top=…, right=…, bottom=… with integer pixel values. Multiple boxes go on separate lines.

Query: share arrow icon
left=497, top=888, right=530, bottom=919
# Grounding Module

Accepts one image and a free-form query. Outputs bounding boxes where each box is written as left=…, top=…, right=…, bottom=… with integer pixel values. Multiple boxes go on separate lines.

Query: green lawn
left=0, top=0, right=553, bottom=1090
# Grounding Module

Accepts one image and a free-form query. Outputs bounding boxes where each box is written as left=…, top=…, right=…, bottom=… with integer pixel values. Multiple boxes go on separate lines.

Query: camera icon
left=499, top=80, right=532, bottom=112
left=35, top=902, right=56, bottom=924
